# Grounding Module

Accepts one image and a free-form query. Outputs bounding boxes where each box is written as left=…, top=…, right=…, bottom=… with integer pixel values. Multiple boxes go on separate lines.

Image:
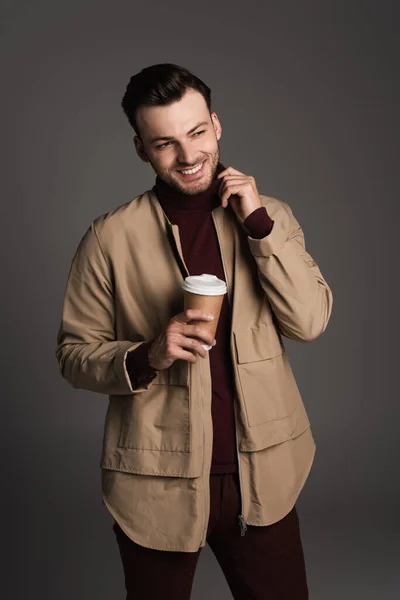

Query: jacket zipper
left=167, top=221, right=209, bottom=547
left=211, top=212, right=247, bottom=537
left=199, top=358, right=208, bottom=545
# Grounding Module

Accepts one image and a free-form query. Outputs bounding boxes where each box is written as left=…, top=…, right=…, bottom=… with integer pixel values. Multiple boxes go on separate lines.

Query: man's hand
left=148, top=309, right=217, bottom=371
left=217, top=166, right=262, bottom=220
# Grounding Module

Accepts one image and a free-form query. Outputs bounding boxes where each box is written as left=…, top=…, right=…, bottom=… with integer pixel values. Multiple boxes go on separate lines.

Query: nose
left=176, top=142, right=197, bottom=166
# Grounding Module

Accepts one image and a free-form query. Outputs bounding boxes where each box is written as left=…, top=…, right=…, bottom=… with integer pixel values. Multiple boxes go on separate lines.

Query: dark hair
left=121, top=63, right=212, bottom=138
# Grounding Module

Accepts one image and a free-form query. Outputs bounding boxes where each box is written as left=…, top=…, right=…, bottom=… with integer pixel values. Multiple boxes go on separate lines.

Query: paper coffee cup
left=182, top=274, right=227, bottom=350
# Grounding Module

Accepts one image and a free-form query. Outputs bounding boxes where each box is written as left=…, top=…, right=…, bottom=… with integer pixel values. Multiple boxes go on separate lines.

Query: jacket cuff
left=243, top=207, right=274, bottom=239
left=125, top=340, right=158, bottom=390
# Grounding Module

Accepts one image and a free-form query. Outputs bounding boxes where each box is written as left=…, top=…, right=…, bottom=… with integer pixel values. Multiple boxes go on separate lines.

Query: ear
left=211, top=112, right=222, bottom=141
left=134, top=135, right=150, bottom=163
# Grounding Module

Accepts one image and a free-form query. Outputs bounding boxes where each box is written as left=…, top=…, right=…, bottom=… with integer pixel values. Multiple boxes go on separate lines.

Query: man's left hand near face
left=217, top=166, right=263, bottom=220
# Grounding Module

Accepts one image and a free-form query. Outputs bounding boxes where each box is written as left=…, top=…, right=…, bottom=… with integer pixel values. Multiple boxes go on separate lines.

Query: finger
left=179, top=336, right=207, bottom=358
left=175, top=309, right=215, bottom=323
left=218, top=174, right=248, bottom=180
left=220, top=184, right=244, bottom=207
left=186, top=324, right=216, bottom=346
left=218, top=178, right=250, bottom=198
left=218, top=176, right=249, bottom=190
left=173, top=348, right=198, bottom=363
left=217, top=166, right=245, bottom=178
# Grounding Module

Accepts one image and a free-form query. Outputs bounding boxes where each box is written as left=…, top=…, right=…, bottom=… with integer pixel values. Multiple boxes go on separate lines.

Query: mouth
left=176, top=160, right=206, bottom=180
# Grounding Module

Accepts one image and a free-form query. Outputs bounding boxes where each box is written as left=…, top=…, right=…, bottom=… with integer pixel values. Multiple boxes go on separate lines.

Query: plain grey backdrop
left=2, top=0, right=399, bottom=598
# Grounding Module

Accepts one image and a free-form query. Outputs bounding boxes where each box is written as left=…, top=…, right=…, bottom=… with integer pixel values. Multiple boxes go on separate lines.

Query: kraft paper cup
left=182, top=274, right=227, bottom=350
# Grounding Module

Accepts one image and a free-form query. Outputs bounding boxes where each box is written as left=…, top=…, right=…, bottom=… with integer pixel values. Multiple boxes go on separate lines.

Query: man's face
left=134, top=88, right=222, bottom=195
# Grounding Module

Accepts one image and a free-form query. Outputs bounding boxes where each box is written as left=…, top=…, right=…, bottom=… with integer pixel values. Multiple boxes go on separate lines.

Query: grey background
left=1, top=0, right=399, bottom=598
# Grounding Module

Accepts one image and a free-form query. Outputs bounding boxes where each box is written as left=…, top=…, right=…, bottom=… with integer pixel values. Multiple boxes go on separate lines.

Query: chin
left=172, top=162, right=216, bottom=195
left=181, top=179, right=213, bottom=195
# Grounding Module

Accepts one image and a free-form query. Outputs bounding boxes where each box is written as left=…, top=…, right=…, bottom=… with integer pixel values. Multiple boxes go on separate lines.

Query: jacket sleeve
left=125, top=340, right=159, bottom=389
left=55, top=221, right=158, bottom=395
left=246, top=199, right=333, bottom=342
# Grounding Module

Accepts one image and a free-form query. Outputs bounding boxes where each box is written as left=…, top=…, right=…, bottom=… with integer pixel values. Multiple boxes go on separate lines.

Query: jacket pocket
left=233, top=322, right=297, bottom=427
left=118, top=383, right=190, bottom=452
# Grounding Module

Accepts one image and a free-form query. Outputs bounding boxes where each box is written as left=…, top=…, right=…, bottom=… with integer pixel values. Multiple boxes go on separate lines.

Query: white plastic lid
left=182, top=274, right=227, bottom=296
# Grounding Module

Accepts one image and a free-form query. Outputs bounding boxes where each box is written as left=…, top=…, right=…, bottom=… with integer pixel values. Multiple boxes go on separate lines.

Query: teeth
left=180, top=162, right=203, bottom=175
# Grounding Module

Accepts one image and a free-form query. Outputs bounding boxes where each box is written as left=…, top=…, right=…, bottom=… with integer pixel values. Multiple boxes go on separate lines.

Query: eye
left=156, top=141, right=172, bottom=150
left=193, top=130, right=205, bottom=137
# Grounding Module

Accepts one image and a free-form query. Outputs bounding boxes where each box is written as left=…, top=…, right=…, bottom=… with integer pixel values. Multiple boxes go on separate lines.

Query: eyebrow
left=149, top=121, right=209, bottom=144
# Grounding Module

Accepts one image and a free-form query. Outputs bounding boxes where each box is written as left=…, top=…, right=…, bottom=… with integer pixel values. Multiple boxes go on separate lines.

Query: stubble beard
left=153, top=147, right=220, bottom=196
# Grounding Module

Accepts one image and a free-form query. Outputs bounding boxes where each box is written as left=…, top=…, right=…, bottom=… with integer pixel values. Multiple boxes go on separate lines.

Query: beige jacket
left=55, top=189, right=333, bottom=552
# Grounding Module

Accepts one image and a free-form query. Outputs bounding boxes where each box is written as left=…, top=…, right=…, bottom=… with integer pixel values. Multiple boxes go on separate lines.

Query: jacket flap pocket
left=233, top=322, right=283, bottom=363
left=239, top=407, right=311, bottom=451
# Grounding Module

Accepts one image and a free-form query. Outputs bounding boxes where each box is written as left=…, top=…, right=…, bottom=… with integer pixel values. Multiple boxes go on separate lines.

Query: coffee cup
left=182, top=274, right=227, bottom=350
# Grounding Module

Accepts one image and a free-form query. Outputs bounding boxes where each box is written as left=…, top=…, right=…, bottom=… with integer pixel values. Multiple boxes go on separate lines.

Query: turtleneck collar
left=152, top=161, right=226, bottom=213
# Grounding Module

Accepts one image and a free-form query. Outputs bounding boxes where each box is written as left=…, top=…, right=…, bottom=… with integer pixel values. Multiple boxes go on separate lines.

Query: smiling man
left=55, top=63, right=333, bottom=599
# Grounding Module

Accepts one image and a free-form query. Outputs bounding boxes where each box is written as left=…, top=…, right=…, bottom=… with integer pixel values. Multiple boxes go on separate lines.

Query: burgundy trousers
left=112, top=472, right=309, bottom=599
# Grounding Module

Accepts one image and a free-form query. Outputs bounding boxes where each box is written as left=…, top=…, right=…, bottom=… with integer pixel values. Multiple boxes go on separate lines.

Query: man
left=56, top=63, right=333, bottom=599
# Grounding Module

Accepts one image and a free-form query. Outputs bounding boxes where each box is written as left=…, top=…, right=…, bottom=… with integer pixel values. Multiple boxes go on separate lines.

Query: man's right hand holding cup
left=148, top=309, right=217, bottom=371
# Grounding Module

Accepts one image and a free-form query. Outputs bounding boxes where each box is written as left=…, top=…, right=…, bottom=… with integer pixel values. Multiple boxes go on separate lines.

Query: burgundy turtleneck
left=126, top=162, right=274, bottom=474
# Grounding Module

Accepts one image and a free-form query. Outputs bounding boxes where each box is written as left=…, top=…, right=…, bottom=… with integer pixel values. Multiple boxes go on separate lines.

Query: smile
left=178, top=161, right=205, bottom=178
